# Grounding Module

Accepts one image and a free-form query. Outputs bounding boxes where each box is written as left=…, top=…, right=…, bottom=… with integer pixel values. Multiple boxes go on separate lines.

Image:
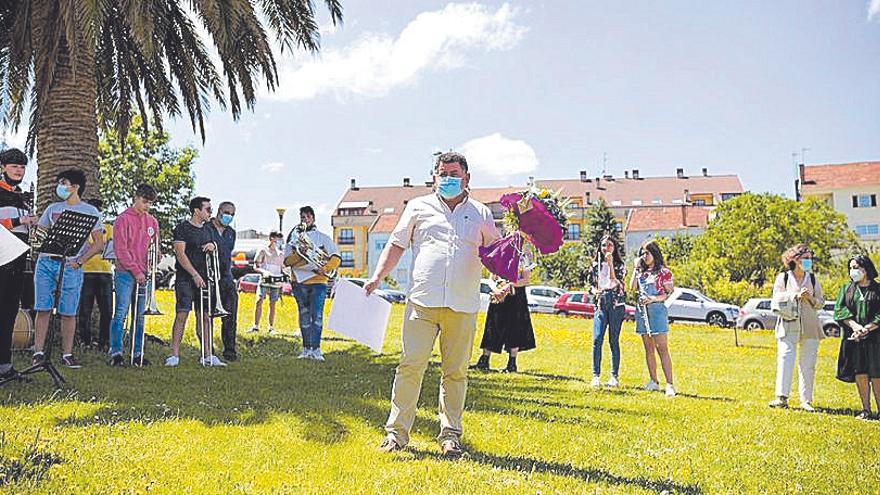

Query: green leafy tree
left=97, top=116, right=196, bottom=251
left=0, top=1, right=342, bottom=212
left=583, top=199, right=624, bottom=257
left=537, top=244, right=590, bottom=290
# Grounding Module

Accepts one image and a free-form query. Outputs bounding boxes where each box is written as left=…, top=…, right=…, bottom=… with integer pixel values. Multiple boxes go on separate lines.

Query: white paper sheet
left=0, top=226, right=28, bottom=266
left=327, top=279, right=392, bottom=353
left=293, top=264, right=319, bottom=283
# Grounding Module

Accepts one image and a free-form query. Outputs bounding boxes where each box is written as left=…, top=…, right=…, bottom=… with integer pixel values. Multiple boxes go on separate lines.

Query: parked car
left=525, top=286, right=565, bottom=314
left=818, top=301, right=841, bottom=338
left=237, top=273, right=292, bottom=296
left=736, top=298, right=776, bottom=330
left=231, top=239, right=267, bottom=280
left=375, top=289, right=407, bottom=304
left=553, top=291, right=636, bottom=320
left=665, top=288, right=739, bottom=327
left=479, top=279, right=499, bottom=312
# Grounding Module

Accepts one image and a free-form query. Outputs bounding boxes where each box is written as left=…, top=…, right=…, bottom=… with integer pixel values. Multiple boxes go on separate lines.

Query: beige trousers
left=384, top=303, right=477, bottom=446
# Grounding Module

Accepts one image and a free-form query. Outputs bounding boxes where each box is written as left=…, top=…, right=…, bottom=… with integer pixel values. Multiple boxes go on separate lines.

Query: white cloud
left=461, top=132, right=538, bottom=179
left=870, top=0, right=880, bottom=21
left=0, top=126, right=28, bottom=149
left=267, top=3, right=526, bottom=101
left=261, top=162, right=286, bottom=173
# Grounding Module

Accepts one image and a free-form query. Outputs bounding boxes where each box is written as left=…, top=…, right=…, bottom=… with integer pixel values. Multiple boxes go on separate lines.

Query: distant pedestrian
left=769, top=243, right=824, bottom=411
left=833, top=255, right=880, bottom=420
left=589, top=235, right=626, bottom=388
left=630, top=240, right=675, bottom=397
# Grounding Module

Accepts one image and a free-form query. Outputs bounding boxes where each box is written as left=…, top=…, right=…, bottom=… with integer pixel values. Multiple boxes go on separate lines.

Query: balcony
left=340, top=260, right=355, bottom=268
left=337, top=238, right=355, bottom=245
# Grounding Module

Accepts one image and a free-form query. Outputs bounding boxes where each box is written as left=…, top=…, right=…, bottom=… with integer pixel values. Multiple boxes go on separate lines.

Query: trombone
left=196, top=246, right=229, bottom=366
left=130, top=236, right=162, bottom=366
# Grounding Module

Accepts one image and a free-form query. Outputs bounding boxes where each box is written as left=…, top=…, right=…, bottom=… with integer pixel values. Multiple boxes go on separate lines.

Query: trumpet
left=284, top=223, right=337, bottom=278
left=197, top=247, right=229, bottom=366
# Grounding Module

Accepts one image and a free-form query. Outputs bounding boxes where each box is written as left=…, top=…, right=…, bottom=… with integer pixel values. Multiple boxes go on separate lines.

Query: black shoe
left=469, top=355, right=490, bottom=371
left=31, top=353, right=46, bottom=366
left=0, top=367, right=20, bottom=380
left=502, top=356, right=517, bottom=373
left=109, top=354, right=125, bottom=367
left=223, top=353, right=239, bottom=363
left=131, top=356, right=151, bottom=367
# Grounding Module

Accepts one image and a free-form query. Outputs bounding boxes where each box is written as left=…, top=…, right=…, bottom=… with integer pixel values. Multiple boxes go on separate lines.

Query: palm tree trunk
left=34, top=25, right=98, bottom=213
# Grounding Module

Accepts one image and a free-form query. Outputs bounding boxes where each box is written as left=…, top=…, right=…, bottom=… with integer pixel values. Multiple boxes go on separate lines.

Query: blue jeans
left=592, top=291, right=624, bottom=377
left=109, top=271, right=146, bottom=356
left=293, top=283, right=328, bottom=350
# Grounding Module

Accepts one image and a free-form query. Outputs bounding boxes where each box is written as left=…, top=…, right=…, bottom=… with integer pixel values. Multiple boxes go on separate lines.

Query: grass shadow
left=675, top=393, right=735, bottom=403
left=407, top=448, right=703, bottom=494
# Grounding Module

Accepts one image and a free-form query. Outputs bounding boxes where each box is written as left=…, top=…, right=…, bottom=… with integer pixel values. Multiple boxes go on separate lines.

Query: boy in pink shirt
left=108, top=184, right=160, bottom=367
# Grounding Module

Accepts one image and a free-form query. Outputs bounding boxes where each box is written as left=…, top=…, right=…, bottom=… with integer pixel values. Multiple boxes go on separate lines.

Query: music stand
left=15, top=210, right=98, bottom=388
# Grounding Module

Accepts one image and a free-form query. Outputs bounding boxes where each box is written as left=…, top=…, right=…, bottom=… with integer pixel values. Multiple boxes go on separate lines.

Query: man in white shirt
left=365, top=152, right=499, bottom=457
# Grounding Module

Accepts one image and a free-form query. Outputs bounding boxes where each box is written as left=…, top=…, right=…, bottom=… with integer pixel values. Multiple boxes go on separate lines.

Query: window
left=852, top=194, right=878, bottom=208
left=375, top=241, right=386, bottom=251
left=651, top=199, right=662, bottom=205
left=569, top=293, right=583, bottom=303
left=614, top=222, right=623, bottom=232
left=855, top=224, right=880, bottom=237
left=480, top=283, right=492, bottom=294
left=340, top=251, right=354, bottom=267
left=720, top=193, right=739, bottom=201
left=631, top=200, right=642, bottom=206
left=566, top=224, right=581, bottom=241
left=611, top=200, right=622, bottom=206
left=677, top=292, right=698, bottom=302
left=383, top=207, right=395, bottom=214
left=756, top=301, right=771, bottom=310
left=692, top=199, right=706, bottom=206
left=338, top=228, right=354, bottom=245
left=672, top=199, right=683, bottom=205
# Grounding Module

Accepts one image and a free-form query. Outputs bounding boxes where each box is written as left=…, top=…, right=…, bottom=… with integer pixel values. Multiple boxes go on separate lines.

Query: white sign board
left=327, top=279, right=392, bottom=353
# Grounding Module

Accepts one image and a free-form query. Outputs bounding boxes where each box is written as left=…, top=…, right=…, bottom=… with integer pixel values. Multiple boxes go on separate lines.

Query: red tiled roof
left=625, top=206, right=711, bottom=232
left=801, top=162, right=880, bottom=191
left=371, top=214, right=400, bottom=233
left=535, top=175, right=743, bottom=205
left=468, top=186, right=522, bottom=204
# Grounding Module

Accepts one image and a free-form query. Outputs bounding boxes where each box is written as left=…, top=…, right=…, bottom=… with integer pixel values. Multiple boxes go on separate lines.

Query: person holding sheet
left=365, top=151, right=500, bottom=458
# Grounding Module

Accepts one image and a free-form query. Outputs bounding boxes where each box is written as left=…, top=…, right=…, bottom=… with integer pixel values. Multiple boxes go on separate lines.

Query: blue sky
left=6, top=1, right=880, bottom=234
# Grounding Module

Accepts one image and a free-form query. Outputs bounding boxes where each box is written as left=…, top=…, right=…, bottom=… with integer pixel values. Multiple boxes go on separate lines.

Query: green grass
left=1, top=290, right=878, bottom=494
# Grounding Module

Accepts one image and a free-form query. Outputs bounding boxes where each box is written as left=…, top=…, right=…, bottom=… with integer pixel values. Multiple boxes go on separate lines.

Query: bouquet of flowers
left=479, top=186, right=571, bottom=282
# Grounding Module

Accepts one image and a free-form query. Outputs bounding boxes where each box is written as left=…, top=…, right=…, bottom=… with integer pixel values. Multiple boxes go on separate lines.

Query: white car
left=664, top=288, right=740, bottom=327
left=818, top=301, right=841, bottom=338
left=525, top=286, right=565, bottom=313
left=479, top=278, right=499, bottom=312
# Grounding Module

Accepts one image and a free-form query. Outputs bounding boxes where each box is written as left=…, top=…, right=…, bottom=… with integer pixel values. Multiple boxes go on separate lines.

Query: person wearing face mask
left=284, top=206, right=340, bottom=361
left=207, top=201, right=239, bottom=362
left=769, top=243, right=824, bottom=411
left=32, top=169, right=104, bottom=370
left=0, top=148, right=38, bottom=380
left=833, top=255, right=880, bottom=420
left=365, top=152, right=500, bottom=458
left=250, top=231, right=285, bottom=334
left=589, top=235, right=627, bottom=388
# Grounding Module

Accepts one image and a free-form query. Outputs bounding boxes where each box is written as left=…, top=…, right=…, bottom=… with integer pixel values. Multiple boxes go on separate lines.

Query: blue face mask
left=55, top=184, right=71, bottom=200
left=437, top=176, right=463, bottom=200
left=800, top=258, right=813, bottom=272
left=219, top=213, right=234, bottom=226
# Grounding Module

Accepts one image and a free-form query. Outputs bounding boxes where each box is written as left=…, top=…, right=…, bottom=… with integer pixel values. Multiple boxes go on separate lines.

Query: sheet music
left=0, top=226, right=28, bottom=266
left=327, top=279, right=392, bottom=353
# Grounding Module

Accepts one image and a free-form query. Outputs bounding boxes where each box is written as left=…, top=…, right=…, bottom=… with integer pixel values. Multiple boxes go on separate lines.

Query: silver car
left=736, top=297, right=841, bottom=337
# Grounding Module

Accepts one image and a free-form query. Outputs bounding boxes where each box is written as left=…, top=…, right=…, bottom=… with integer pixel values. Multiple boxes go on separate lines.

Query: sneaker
left=377, top=437, right=403, bottom=453
left=645, top=380, right=660, bottom=392
left=109, top=354, right=125, bottom=367
left=164, top=355, right=180, bottom=367
left=665, top=384, right=676, bottom=397
left=268, top=326, right=276, bottom=335
left=223, top=353, right=239, bottom=363
left=132, top=356, right=151, bottom=367
left=800, top=402, right=816, bottom=412
left=856, top=409, right=872, bottom=420
left=311, top=349, right=325, bottom=362
left=297, top=349, right=311, bottom=359
left=440, top=439, right=464, bottom=458
left=590, top=376, right=602, bottom=388
left=31, top=353, right=46, bottom=366
left=200, top=356, right=227, bottom=367
left=61, top=355, right=82, bottom=369
left=292, top=330, right=301, bottom=338
left=247, top=325, right=259, bottom=333
left=606, top=376, right=620, bottom=388
left=768, top=396, right=789, bottom=409
left=0, top=367, right=20, bottom=380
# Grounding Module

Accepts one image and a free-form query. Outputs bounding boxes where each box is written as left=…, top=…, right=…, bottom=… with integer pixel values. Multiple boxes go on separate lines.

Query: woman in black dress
left=833, top=255, right=880, bottom=420
left=470, top=270, right=535, bottom=373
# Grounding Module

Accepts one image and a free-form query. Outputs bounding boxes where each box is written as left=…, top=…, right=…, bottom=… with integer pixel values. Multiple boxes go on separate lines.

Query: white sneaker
left=297, top=349, right=311, bottom=359
left=801, top=402, right=816, bottom=412
left=247, top=325, right=259, bottom=333
left=590, top=376, right=601, bottom=388
left=210, top=356, right=227, bottom=367
left=606, top=376, right=620, bottom=388
left=292, top=330, right=301, bottom=338
left=665, top=384, right=676, bottom=397
left=312, top=349, right=325, bottom=362
left=268, top=326, right=276, bottom=334
left=645, top=380, right=660, bottom=392
left=164, top=355, right=179, bottom=367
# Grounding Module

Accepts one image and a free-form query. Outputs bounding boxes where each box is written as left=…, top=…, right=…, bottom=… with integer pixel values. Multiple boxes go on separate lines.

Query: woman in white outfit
left=770, top=243, right=824, bottom=411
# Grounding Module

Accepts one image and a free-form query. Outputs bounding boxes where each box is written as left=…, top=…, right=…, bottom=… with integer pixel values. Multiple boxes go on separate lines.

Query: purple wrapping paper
left=478, top=234, right=523, bottom=282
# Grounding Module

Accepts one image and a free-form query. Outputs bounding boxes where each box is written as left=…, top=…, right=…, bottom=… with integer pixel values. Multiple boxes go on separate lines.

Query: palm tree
left=0, top=1, right=342, bottom=210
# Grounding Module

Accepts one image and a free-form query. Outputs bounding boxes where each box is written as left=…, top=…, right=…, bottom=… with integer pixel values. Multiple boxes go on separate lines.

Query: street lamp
left=275, top=207, right=286, bottom=233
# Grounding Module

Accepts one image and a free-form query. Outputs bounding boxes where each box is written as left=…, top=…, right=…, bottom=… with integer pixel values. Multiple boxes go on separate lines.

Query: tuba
left=284, top=224, right=337, bottom=278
